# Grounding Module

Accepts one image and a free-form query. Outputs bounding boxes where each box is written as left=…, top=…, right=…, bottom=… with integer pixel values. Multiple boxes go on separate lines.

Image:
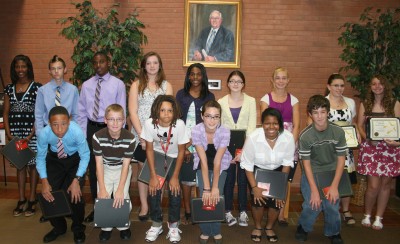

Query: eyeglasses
left=106, top=118, right=124, bottom=123
left=204, top=114, right=220, bottom=120
left=228, top=80, right=244, bottom=85
left=331, top=84, right=345, bottom=88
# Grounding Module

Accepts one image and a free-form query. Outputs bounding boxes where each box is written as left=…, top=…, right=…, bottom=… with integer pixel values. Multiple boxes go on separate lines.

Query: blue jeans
left=149, top=161, right=180, bottom=224
left=298, top=174, right=341, bottom=236
left=196, top=170, right=227, bottom=237
left=224, top=163, right=248, bottom=212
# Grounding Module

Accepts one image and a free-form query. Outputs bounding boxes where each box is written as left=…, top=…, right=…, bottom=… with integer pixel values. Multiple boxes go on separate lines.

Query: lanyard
left=159, top=125, right=173, bottom=171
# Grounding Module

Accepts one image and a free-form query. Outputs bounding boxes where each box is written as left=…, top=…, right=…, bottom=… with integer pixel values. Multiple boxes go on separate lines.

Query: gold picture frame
left=367, top=117, right=400, bottom=141
left=341, top=125, right=359, bottom=149
left=183, top=0, right=242, bottom=68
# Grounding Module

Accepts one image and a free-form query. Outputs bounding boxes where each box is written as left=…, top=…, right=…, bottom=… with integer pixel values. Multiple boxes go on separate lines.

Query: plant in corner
left=58, top=0, right=147, bottom=87
left=338, top=7, right=400, bottom=100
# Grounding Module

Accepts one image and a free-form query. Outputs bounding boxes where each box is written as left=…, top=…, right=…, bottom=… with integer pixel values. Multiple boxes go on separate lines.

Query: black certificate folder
left=191, top=197, right=225, bottom=223
left=138, top=150, right=176, bottom=187
left=94, top=199, right=130, bottom=228
left=228, top=129, right=246, bottom=157
left=315, top=170, right=353, bottom=198
left=37, top=190, right=72, bottom=218
left=254, top=169, right=288, bottom=200
left=0, top=137, right=35, bottom=170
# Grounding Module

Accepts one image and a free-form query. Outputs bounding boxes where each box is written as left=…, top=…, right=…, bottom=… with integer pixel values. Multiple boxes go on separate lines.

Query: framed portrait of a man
left=183, top=0, right=242, bottom=68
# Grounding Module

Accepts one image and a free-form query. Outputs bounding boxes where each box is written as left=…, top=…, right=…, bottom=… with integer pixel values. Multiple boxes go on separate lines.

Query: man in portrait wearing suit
left=192, top=10, right=235, bottom=62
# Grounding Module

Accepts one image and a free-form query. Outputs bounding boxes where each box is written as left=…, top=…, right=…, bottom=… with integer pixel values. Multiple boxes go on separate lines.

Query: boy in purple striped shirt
left=77, top=51, right=126, bottom=222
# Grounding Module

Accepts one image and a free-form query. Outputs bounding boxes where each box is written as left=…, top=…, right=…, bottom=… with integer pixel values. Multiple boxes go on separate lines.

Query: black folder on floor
left=254, top=169, right=289, bottom=200
left=227, top=129, right=246, bottom=158
left=138, top=150, right=176, bottom=188
left=94, top=199, right=130, bottom=228
left=1, top=137, right=35, bottom=170
left=315, top=170, right=353, bottom=198
left=191, top=197, right=225, bottom=223
left=37, top=190, right=72, bottom=218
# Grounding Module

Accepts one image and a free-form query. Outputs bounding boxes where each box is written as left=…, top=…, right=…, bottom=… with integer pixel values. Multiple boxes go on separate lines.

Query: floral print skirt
left=358, top=140, right=400, bottom=177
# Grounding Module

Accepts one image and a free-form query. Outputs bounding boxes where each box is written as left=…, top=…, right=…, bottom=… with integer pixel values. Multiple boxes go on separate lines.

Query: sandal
left=265, top=228, right=278, bottom=243
left=361, top=214, right=371, bottom=227
left=25, top=200, right=37, bottom=217
left=13, top=199, right=27, bottom=217
left=251, top=228, right=263, bottom=242
left=372, top=216, right=383, bottom=230
left=342, top=211, right=355, bottom=225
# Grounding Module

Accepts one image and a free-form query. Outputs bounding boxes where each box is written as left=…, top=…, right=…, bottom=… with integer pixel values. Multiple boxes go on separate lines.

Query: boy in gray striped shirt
left=92, top=104, right=136, bottom=241
left=295, top=95, right=346, bottom=244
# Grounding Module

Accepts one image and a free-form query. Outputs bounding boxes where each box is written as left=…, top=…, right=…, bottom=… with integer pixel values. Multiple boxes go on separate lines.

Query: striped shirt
left=92, top=128, right=136, bottom=166
left=299, top=122, right=347, bottom=173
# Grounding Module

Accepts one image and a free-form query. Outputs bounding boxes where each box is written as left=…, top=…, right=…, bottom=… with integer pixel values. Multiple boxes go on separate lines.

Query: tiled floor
left=1, top=181, right=400, bottom=243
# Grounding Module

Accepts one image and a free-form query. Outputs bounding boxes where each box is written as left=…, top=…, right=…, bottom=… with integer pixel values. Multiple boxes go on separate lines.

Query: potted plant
left=58, top=0, right=147, bottom=87
left=338, top=7, right=400, bottom=100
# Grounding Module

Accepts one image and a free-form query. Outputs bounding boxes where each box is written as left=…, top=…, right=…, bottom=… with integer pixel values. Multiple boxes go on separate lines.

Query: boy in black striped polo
left=92, top=104, right=135, bottom=241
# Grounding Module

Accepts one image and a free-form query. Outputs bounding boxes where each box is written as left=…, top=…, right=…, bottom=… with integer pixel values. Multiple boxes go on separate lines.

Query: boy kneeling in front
left=295, top=95, right=346, bottom=244
left=36, top=106, right=89, bottom=243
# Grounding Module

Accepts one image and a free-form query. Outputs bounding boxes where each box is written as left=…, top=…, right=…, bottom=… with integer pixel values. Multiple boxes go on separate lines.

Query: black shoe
left=40, top=215, right=49, bottom=223
left=74, top=231, right=86, bottom=243
left=99, top=230, right=112, bottom=242
left=120, top=228, right=131, bottom=240
left=329, top=234, right=344, bottom=244
left=295, top=225, right=308, bottom=242
left=138, top=211, right=149, bottom=222
left=43, top=229, right=66, bottom=243
left=84, top=211, right=94, bottom=223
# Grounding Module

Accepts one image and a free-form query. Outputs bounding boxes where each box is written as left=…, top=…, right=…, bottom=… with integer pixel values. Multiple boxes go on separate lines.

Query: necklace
left=266, top=135, right=278, bottom=142
left=17, top=85, right=26, bottom=93
left=331, top=97, right=344, bottom=109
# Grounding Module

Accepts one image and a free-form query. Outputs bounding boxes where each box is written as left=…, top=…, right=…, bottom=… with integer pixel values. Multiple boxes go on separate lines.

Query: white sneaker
left=166, top=226, right=182, bottom=243
left=238, top=211, right=249, bottom=226
left=145, top=226, right=163, bottom=242
left=225, top=212, right=237, bottom=226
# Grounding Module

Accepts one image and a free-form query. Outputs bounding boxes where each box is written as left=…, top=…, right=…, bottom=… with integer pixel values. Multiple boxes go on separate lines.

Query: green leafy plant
left=58, top=0, right=147, bottom=87
left=338, top=7, right=400, bottom=99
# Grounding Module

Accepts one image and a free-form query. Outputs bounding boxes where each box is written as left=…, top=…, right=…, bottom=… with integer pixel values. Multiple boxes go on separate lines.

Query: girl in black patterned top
left=4, top=55, right=42, bottom=217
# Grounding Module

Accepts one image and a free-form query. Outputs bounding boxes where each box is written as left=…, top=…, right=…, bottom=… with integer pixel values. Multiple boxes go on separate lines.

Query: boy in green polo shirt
left=295, top=95, right=347, bottom=244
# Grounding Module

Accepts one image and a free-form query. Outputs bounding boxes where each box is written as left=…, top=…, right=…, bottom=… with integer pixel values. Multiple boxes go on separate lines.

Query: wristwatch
left=75, top=176, right=83, bottom=182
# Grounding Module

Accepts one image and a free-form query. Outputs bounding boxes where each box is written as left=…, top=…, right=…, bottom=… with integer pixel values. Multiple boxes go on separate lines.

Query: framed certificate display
left=341, top=125, right=359, bottom=148
left=366, top=117, right=400, bottom=141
